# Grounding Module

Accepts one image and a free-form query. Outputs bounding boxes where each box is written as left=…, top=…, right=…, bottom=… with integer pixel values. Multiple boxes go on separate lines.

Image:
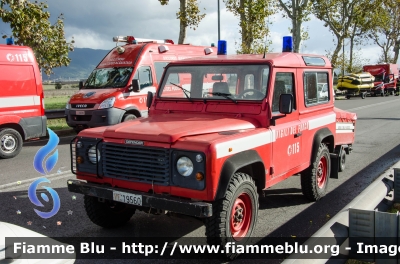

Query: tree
left=159, top=0, right=205, bottom=44
left=367, top=0, right=400, bottom=64
left=224, top=0, right=275, bottom=54
left=0, top=0, right=74, bottom=76
left=312, top=0, right=378, bottom=68
left=276, top=0, right=312, bottom=53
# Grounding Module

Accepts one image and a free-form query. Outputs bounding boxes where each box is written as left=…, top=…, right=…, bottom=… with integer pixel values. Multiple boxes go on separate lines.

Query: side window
left=304, top=72, right=329, bottom=106
left=154, top=62, right=169, bottom=84
left=133, top=66, right=153, bottom=88
left=272, top=72, right=295, bottom=113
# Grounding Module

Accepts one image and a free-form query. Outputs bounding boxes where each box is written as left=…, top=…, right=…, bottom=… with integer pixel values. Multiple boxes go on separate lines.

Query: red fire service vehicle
left=0, top=43, right=47, bottom=159
left=65, top=36, right=215, bottom=132
left=363, top=63, right=399, bottom=96
left=67, top=38, right=357, bottom=259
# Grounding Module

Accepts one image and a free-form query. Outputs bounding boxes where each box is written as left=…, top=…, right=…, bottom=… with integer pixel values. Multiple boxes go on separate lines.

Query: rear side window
left=304, top=72, right=329, bottom=106
left=0, top=65, right=36, bottom=96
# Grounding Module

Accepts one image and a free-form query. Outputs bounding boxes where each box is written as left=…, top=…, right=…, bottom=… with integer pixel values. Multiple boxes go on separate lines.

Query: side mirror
left=131, top=79, right=140, bottom=92
left=279, top=94, right=293, bottom=114
left=146, top=91, right=154, bottom=109
left=79, top=81, right=83, bottom=89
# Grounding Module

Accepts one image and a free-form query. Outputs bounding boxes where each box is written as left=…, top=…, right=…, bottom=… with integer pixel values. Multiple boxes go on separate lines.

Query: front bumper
left=65, top=108, right=125, bottom=128
left=67, top=179, right=213, bottom=218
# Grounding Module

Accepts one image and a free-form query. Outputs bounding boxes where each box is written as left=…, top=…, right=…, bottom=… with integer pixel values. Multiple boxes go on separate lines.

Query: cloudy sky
left=0, top=0, right=396, bottom=64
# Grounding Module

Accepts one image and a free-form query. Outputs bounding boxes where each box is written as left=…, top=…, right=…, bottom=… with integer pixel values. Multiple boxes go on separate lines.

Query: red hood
left=69, top=88, right=120, bottom=103
left=101, top=114, right=259, bottom=143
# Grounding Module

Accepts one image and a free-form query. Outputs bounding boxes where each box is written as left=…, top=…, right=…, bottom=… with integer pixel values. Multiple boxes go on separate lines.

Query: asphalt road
left=1, top=95, right=400, bottom=263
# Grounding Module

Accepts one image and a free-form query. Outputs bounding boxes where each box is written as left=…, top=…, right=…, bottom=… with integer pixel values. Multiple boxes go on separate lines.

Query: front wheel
left=301, top=143, right=330, bottom=201
left=122, top=113, right=137, bottom=122
left=205, top=172, right=258, bottom=260
left=84, top=195, right=135, bottom=228
left=0, top=128, right=23, bottom=159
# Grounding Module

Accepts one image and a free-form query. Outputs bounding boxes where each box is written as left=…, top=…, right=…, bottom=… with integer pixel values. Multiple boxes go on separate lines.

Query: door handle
left=294, top=132, right=302, bottom=138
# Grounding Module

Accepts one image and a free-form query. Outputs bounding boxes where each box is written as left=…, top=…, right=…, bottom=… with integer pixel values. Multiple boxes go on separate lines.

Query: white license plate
left=113, top=191, right=142, bottom=206
left=76, top=110, right=85, bottom=115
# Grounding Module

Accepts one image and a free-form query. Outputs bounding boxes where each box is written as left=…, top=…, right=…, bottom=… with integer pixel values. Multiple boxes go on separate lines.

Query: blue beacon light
left=6, top=37, right=14, bottom=45
left=217, top=40, right=227, bottom=55
left=282, top=36, right=293, bottom=52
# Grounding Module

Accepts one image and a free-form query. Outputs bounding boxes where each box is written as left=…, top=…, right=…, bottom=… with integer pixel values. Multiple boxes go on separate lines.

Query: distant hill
left=43, top=48, right=109, bottom=81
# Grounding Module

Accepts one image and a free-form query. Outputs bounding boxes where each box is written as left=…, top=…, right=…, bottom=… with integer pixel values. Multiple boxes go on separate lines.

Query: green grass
left=44, top=96, right=70, bottom=110
left=47, top=118, right=70, bottom=131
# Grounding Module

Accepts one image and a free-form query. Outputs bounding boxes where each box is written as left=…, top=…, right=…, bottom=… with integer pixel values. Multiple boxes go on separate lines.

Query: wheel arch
left=215, top=150, right=265, bottom=200
left=0, top=123, right=25, bottom=140
left=121, top=106, right=141, bottom=122
left=310, top=128, right=334, bottom=165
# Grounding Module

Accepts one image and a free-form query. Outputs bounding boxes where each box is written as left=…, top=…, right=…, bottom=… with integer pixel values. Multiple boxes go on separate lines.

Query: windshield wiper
left=170, top=82, right=192, bottom=102
left=208, top=92, right=237, bottom=104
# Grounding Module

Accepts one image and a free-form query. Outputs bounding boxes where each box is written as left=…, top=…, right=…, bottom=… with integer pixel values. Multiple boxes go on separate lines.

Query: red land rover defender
left=65, top=36, right=214, bottom=132
left=0, top=43, right=47, bottom=159
left=68, top=39, right=356, bottom=259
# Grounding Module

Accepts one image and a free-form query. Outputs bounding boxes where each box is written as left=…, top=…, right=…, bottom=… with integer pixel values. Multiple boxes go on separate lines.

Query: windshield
left=159, top=65, right=270, bottom=101
left=85, top=67, right=133, bottom=88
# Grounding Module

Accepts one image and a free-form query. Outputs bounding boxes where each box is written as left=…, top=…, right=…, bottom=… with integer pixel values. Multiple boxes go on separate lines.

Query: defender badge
left=125, top=139, right=144, bottom=145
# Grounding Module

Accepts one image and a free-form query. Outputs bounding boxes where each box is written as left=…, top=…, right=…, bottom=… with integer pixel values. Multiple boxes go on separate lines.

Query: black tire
left=122, top=113, right=137, bottom=122
left=346, top=95, right=351, bottom=99
left=301, top=143, right=330, bottom=201
left=84, top=195, right=135, bottom=228
left=73, top=127, right=84, bottom=133
left=338, top=149, right=346, bottom=172
left=361, top=92, right=366, bottom=99
left=0, top=128, right=23, bottom=159
left=204, top=172, right=258, bottom=260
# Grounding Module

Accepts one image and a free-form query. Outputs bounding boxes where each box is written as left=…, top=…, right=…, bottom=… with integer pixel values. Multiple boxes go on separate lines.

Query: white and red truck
left=67, top=39, right=357, bottom=259
left=0, top=43, right=47, bottom=159
left=65, top=36, right=214, bottom=132
left=363, top=63, right=399, bottom=96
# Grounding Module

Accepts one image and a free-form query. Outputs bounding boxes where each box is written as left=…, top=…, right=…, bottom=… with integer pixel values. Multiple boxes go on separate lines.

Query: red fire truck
left=67, top=39, right=356, bottom=259
left=65, top=36, right=214, bottom=132
left=0, top=44, right=47, bottom=159
left=363, top=63, right=399, bottom=96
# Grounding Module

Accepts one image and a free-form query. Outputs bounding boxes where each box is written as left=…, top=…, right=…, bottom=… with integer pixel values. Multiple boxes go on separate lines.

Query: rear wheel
left=339, top=149, right=346, bottom=172
left=204, top=172, right=258, bottom=260
left=0, top=128, right=23, bottom=159
left=301, top=143, right=330, bottom=201
left=346, top=95, right=351, bottom=99
left=84, top=195, right=135, bottom=228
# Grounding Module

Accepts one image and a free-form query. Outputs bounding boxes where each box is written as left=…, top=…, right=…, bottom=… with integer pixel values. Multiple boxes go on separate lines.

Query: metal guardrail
left=283, top=163, right=398, bottom=264
left=45, top=109, right=65, bottom=119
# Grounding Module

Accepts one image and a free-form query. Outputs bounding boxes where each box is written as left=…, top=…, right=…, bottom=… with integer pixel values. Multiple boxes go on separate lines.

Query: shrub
left=55, top=82, right=62, bottom=89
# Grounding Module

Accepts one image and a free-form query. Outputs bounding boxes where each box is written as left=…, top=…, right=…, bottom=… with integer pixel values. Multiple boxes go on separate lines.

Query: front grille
left=102, top=143, right=170, bottom=185
left=71, top=103, right=96, bottom=109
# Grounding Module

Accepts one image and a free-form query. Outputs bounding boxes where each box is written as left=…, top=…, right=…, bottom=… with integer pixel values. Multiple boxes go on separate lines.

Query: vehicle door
left=270, top=70, right=302, bottom=178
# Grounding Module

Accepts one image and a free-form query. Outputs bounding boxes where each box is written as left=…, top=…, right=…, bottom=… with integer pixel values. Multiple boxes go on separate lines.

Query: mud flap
left=330, top=153, right=339, bottom=179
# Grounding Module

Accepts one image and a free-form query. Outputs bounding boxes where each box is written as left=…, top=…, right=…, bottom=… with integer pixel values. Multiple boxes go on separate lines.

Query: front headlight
left=98, top=97, right=115, bottom=109
left=88, top=145, right=100, bottom=164
left=65, top=103, right=70, bottom=109
left=177, top=156, right=194, bottom=176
